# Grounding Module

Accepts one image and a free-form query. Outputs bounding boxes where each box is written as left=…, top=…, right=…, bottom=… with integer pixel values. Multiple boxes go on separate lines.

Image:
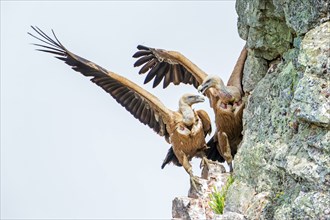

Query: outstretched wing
left=132, top=45, right=208, bottom=89
left=28, top=26, right=174, bottom=141
left=226, top=46, right=247, bottom=95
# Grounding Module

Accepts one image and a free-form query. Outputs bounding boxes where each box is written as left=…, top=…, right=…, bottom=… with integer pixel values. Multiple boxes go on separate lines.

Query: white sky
left=1, top=1, right=244, bottom=219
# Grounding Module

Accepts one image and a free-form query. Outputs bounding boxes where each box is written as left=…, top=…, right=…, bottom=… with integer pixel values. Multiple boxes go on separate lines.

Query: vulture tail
left=205, top=137, right=225, bottom=163
left=161, top=147, right=182, bottom=169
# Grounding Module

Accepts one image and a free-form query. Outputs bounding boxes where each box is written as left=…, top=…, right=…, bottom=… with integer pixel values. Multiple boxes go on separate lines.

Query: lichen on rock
left=236, top=0, right=293, bottom=60
left=291, top=22, right=330, bottom=128
left=273, top=0, right=329, bottom=35
left=172, top=1, right=329, bottom=219
left=242, top=51, right=268, bottom=93
left=223, top=1, right=330, bottom=219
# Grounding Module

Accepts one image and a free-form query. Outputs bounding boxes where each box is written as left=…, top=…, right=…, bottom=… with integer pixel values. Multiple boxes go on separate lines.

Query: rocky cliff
left=173, top=0, right=329, bottom=219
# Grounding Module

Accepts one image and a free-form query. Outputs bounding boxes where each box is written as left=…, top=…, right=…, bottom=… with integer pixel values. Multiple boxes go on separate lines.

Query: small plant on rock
left=209, top=175, right=234, bottom=214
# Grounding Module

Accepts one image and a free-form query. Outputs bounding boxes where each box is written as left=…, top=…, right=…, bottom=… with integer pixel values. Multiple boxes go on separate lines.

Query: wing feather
left=196, top=110, right=212, bottom=136
left=172, top=65, right=182, bottom=85
left=133, top=54, right=154, bottom=67
left=227, top=46, right=247, bottom=95
left=132, top=50, right=150, bottom=58
left=139, top=59, right=157, bottom=74
left=132, top=45, right=208, bottom=89
left=29, top=26, right=174, bottom=139
left=144, top=62, right=163, bottom=84
left=153, top=64, right=169, bottom=88
left=163, top=66, right=172, bottom=88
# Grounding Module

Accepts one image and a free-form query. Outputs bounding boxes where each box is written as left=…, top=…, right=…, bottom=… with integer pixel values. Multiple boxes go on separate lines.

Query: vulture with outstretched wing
left=28, top=26, right=212, bottom=189
left=133, top=45, right=247, bottom=171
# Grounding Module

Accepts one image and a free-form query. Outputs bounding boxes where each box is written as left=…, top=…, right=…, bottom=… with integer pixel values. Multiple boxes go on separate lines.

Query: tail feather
left=161, top=147, right=182, bottom=169
left=205, top=136, right=225, bottom=163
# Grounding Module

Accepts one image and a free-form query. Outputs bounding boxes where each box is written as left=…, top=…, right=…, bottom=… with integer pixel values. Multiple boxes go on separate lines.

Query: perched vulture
left=133, top=45, right=247, bottom=171
left=28, top=26, right=212, bottom=189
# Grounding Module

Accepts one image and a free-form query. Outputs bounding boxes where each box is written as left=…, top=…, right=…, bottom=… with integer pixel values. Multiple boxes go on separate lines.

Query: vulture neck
left=214, top=80, right=232, bottom=98
left=215, top=78, right=226, bottom=92
left=179, top=100, right=195, bottom=127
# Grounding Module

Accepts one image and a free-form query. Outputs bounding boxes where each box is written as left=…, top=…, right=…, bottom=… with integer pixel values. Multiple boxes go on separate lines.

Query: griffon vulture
left=133, top=45, right=247, bottom=171
left=28, top=26, right=212, bottom=189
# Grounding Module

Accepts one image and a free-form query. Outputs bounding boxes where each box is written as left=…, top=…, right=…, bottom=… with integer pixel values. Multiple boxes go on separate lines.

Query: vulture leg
left=200, top=155, right=210, bottom=169
left=199, top=148, right=217, bottom=169
left=217, top=131, right=233, bottom=172
left=175, top=149, right=201, bottom=190
left=190, top=175, right=202, bottom=192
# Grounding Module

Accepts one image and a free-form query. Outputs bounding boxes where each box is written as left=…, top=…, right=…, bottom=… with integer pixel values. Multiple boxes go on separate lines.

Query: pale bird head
left=197, top=75, right=225, bottom=94
left=180, top=93, right=205, bottom=106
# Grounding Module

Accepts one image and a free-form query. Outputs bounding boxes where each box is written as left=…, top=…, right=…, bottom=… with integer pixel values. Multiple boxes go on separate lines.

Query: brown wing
left=196, top=110, right=212, bottom=136
left=227, top=46, right=248, bottom=95
left=132, top=45, right=208, bottom=89
left=28, top=26, right=174, bottom=141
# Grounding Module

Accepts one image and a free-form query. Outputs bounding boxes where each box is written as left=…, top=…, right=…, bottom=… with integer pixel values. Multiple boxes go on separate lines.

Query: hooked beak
left=198, top=83, right=209, bottom=94
left=193, top=95, right=205, bottom=103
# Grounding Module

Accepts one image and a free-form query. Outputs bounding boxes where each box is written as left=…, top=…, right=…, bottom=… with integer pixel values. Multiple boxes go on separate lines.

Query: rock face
left=224, top=0, right=329, bottom=219
left=172, top=1, right=329, bottom=219
left=172, top=162, right=231, bottom=220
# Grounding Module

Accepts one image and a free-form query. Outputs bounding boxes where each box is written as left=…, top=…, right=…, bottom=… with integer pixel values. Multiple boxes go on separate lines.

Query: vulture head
left=197, top=75, right=226, bottom=94
left=179, top=93, right=205, bottom=106
left=198, top=75, right=236, bottom=104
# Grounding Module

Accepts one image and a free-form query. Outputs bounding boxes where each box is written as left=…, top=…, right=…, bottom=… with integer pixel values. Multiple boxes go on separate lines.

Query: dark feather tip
left=137, top=45, right=150, bottom=51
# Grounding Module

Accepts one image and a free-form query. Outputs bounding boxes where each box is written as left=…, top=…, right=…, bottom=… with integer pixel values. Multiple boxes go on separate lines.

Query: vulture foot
left=199, top=156, right=217, bottom=170
left=189, top=174, right=202, bottom=192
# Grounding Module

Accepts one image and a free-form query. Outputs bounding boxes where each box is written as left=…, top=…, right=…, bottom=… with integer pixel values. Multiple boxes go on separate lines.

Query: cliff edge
left=173, top=0, right=329, bottom=219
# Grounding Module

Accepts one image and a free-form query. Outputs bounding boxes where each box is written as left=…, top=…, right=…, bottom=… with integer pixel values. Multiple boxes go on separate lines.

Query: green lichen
left=249, top=18, right=293, bottom=60
left=228, top=1, right=330, bottom=219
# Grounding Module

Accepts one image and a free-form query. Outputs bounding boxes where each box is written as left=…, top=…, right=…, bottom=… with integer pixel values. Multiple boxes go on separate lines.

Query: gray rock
left=274, top=191, right=330, bottom=220
left=228, top=1, right=329, bottom=218
left=172, top=2, right=329, bottom=219
left=201, top=160, right=226, bottom=180
left=245, top=191, right=271, bottom=219
left=215, top=211, right=246, bottom=220
left=225, top=181, right=256, bottom=214
left=236, top=0, right=329, bottom=60
left=242, top=52, right=268, bottom=93
left=273, top=0, right=330, bottom=35
left=172, top=197, right=207, bottom=220
left=236, top=0, right=292, bottom=60
left=298, top=21, right=329, bottom=76
left=291, top=73, right=330, bottom=127
left=291, top=22, right=330, bottom=128
left=172, top=162, right=231, bottom=219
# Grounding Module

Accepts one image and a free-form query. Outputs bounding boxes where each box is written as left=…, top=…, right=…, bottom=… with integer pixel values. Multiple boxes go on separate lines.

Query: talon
left=200, top=157, right=210, bottom=169
left=190, top=175, right=202, bottom=191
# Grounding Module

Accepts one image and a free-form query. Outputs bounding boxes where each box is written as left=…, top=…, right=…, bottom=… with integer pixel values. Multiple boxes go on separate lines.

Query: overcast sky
left=1, top=1, right=244, bottom=219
